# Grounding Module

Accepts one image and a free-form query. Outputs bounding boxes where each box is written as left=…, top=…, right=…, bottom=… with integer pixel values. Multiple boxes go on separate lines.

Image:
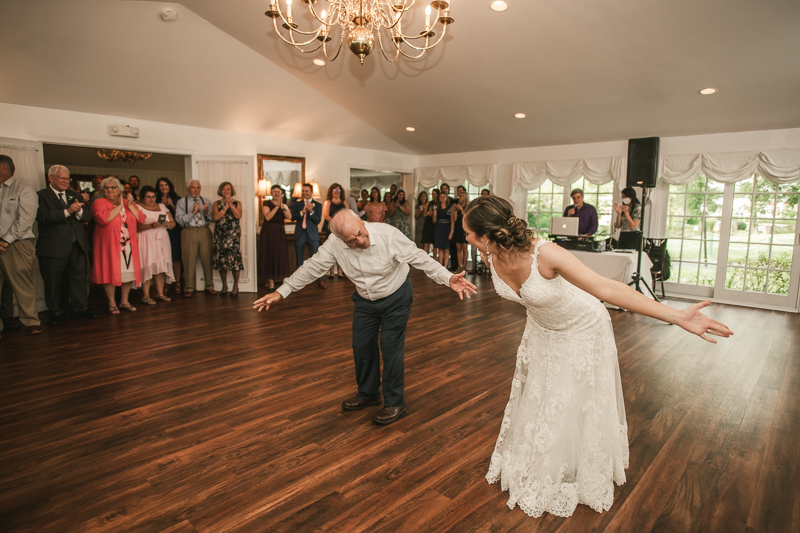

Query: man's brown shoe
left=206, top=288, right=217, bottom=295
left=184, top=290, right=194, bottom=298
left=342, top=395, right=382, bottom=411
left=372, top=405, right=406, bottom=425
left=27, top=325, right=43, bottom=335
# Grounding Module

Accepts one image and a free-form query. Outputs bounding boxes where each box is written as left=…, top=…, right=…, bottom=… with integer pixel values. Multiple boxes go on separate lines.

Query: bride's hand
left=674, top=300, right=733, bottom=343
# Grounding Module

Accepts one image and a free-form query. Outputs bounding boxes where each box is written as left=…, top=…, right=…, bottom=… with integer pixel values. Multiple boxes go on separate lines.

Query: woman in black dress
left=156, top=177, right=183, bottom=293
left=259, top=185, right=291, bottom=291
left=414, top=190, right=428, bottom=249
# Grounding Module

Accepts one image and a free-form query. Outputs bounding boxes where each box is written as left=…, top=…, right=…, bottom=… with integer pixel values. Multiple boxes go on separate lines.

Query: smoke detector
left=160, top=9, right=177, bottom=22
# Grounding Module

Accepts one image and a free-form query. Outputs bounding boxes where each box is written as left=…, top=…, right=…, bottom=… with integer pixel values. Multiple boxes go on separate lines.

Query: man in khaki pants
left=175, top=179, right=216, bottom=297
left=0, top=155, right=42, bottom=337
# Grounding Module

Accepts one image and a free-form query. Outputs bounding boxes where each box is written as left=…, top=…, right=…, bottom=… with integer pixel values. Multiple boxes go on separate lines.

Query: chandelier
left=96, top=150, right=153, bottom=163
left=265, top=0, right=454, bottom=64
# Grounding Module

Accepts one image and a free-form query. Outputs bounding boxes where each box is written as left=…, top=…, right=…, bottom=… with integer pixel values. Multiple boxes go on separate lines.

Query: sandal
left=109, top=306, right=120, bottom=315
left=142, top=297, right=156, bottom=305
left=175, top=286, right=182, bottom=294
left=155, top=294, right=171, bottom=302
left=119, top=304, right=137, bottom=312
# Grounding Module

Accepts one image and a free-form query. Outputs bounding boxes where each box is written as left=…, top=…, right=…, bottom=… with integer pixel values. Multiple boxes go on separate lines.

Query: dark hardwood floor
left=1, top=270, right=798, bottom=532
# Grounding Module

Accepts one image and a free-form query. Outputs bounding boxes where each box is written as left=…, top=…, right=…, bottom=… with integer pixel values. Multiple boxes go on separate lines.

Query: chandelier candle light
left=265, top=0, right=454, bottom=64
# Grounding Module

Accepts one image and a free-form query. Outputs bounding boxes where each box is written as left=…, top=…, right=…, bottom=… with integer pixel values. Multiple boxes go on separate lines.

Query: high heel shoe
left=219, top=288, right=228, bottom=297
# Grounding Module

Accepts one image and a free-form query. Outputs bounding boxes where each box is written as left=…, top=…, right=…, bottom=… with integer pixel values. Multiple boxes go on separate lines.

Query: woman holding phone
left=136, top=185, right=176, bottom=304
left=156, top=177, right=183, bottom=293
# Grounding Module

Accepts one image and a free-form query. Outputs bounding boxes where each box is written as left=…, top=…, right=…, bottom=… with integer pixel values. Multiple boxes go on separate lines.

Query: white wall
left=0, top=102, right=419, bottom=293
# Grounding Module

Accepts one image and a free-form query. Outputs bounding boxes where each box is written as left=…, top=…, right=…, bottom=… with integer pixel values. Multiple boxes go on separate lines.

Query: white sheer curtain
left=263, top=170, right=298, bottom=187
left=0, top=143, right=47, bottom=309
left=660, top=149, right=800, bottom=184
left=510, top=157, right=626, bottom=218
left=413, top=164, right=497, bottom=196
left=195, top=160, right=252, bottom=286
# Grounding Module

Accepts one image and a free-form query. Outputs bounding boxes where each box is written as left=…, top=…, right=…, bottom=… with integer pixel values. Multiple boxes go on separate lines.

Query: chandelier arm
left=379, top=26, right=432, bottom=60
left=375, top=30, right=402, bottom=62
left=271, top=16, right=325, bottom=47
left=272, top=7, right=327, bottom=38
left=321, top=27, right=346, bottom=62
left=395, top=23, right=448, bottom=52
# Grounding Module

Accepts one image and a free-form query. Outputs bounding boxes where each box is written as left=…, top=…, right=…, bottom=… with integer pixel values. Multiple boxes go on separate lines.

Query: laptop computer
left=550, top=216, right=580, bottom=237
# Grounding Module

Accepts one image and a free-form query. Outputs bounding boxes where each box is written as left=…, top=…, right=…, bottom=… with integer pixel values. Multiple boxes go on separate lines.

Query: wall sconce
left=291, top=182, right=303, bottom=199
left=310, top=181, right=321, bottom=200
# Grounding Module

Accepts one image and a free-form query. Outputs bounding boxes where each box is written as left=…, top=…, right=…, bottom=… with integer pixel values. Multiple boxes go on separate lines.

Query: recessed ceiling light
left=514, top=113, right=526, bottom=119
left=490, top=1, right=509, bottom=12
left=406, top=127, right=416, bottom=132
left=313, top=59, right=326, bottom=67
left=699, top=87, right=717, bottom=95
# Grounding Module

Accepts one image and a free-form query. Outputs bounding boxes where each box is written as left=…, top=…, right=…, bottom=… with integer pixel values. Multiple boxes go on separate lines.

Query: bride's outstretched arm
left=537, top=244, right=733, bottom=343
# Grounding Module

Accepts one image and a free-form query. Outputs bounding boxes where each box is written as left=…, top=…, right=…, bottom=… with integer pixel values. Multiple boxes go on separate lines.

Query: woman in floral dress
left=212, top=181, right=244, bottom=297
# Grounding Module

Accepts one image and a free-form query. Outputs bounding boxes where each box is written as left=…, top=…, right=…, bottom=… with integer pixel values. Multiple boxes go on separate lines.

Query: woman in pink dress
left=136, top=185, right=176, bottom=304
left=363, top=187, right=387, bottom=222
left=91, top=177, right=146, bottom=314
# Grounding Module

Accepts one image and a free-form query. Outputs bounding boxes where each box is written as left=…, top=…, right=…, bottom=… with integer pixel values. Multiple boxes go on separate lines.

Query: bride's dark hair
left=464, top=195, right=533, bottom=255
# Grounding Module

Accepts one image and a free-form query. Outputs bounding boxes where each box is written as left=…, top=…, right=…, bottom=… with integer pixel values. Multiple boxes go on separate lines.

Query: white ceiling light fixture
left=312, top=58, right=326, bottom=66
left=699, top=87, right=718, bottom=95
left=514, top=112, right=526, bottom=118
left=160, top=9, right=177, bottom=22
left=406, top=126, right=416, bottom=132
left=265, top=1, right=455, bottom=65
left=490, top=1, right=508, bottom=12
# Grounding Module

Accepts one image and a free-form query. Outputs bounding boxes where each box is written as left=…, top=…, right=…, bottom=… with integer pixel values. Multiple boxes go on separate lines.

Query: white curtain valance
left=660, top=149, right=800, bottom=185
left=511, top=157, right=626, bottom=192
left=414, top=164, right=497, bottom=189
left=263, top=170, right=298, bottom=187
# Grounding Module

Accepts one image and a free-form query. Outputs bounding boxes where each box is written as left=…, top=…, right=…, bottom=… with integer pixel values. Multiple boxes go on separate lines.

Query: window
left=570, top=178, right=615, bottom=236
left=666, top=175, right=723, bottom=287
left=725, top=176, right=799, bottom=295
left=526, top=180, right=565, bottom=238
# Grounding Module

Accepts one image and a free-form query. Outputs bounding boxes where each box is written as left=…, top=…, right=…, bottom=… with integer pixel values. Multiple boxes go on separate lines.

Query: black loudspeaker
left=626, top=137, right=660, bottom=188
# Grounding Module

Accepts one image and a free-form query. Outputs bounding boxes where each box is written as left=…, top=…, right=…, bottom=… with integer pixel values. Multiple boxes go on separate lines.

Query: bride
left=462, top=196, right=732, bottom=518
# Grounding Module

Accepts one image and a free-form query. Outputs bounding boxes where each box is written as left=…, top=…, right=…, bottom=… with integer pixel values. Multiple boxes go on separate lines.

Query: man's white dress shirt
left=276, top=222, right=452, bottom=301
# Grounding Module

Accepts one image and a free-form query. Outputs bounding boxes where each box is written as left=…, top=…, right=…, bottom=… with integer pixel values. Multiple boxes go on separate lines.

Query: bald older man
left=254, top=209, right=476, bottom=426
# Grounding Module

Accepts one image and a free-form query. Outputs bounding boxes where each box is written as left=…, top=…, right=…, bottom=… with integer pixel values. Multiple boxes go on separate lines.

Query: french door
left=713, top=175, right=800, bottom=310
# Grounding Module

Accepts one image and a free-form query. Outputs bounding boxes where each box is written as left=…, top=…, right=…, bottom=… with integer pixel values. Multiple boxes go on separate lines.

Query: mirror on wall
left=350, top=168, right=405, bottom=201
left=257, top=154, right=305, bottom=224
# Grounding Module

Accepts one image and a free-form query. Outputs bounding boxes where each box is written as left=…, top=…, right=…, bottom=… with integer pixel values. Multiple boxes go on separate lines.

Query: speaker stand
left=626, top=188, right=660, bottom=302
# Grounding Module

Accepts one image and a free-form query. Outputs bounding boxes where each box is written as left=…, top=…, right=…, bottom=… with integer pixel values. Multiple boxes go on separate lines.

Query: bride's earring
left=485, top=241, right=490, bottom=256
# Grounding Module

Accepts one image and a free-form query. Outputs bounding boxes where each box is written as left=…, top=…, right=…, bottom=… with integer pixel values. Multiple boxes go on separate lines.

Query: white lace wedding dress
left=486, top=240, right=629, bottom=518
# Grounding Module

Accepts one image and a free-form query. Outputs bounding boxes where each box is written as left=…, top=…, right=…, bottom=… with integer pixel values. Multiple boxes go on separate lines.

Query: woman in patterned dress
left=212, top=181, right=243, bottom=297
left=462, top=195, right=732, bottom=518
left=388, top=189, right=411, bottom=239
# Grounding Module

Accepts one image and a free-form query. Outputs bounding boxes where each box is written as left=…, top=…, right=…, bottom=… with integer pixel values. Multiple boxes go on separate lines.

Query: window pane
left=735, top=177, right=755, bottom=193
left=686, top=194, right=704, bottom=216
left=750, top=222, right=772, bottom=244
left=776, top=194, right=799, bottom=219
left=773, top=221, right=796, bottom=245
left=744, top=269, right=767, bottom=292
left=706, top=180, right=725, bottom=193
left=669, top=184, right=687, bottom=194
left=679, top=263, right=699, bottom=285
left=732, top=195, right=752, bottom=217
left=698, top=240, right=718, bottom=265
left=730, top=218, right=750, bottom=242
left=669, top=195, right=686, bottom=216
left=769, top=246, right=793, bottom=270
left=682, top=240, right=701, bottom=261
left=747, top=244, right=770, bottom=268
left=726, top=267, right=744, bottom=290
left=754, top=194, right=775, bottom=218
left=755, top=177, right=777, bottom=193
left=698, top=265, right=716, bottom=287
left=705, top=194, right=723, bottom=216
left=726, top=242, right=747, bottom=266
left=667, top=216, right=684, bottom=239
left=684, top=222, right=702, bottom=239
left=767, top=271, right=791, bottom=295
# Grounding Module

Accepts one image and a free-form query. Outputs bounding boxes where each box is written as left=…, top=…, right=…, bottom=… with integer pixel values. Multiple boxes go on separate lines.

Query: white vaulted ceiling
left=2, top=0, right=799, bottom=155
